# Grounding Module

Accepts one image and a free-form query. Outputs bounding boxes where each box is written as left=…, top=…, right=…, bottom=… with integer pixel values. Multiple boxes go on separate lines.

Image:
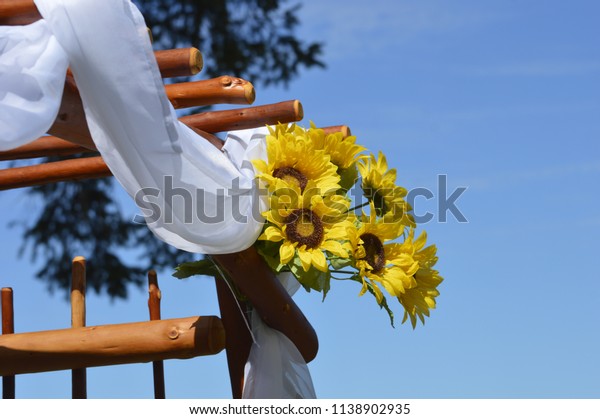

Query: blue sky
left=1, top=0, right=599, bottom=398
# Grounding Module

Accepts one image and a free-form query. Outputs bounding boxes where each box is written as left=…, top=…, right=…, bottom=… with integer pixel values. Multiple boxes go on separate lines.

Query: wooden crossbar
left=0, top=315, right=225, bottom=376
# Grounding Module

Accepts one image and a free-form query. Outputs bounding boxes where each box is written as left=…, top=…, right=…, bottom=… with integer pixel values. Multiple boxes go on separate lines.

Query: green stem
left=348, top=201, right=369, bottom=213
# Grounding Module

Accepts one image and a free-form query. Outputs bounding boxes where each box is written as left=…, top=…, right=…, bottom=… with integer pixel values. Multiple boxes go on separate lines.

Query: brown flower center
left=284, top=209, right=324, bottom=249
left=360, top=233, right=385, bottom=273
left=273, top=166, right=308, bottom=192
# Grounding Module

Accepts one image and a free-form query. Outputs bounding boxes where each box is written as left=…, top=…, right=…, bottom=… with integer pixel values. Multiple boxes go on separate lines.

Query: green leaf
left=329, top=256, right=353, bottom=270
left=289, top=255, right=331, bottom=297
left=172, top=258, right=219, bottom=279
left=363, top=281, right=396, bottom=328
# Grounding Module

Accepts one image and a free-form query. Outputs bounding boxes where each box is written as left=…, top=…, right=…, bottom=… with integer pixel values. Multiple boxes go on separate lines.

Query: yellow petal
left=311, top=250, right=328, bottom=272
left=298, top=248, right=312, bottom=271
left=259, top=226, right=285, bottom=242
left=279, top=242, right=295, bottom=264
left=321, top=240, right=348, bottom=258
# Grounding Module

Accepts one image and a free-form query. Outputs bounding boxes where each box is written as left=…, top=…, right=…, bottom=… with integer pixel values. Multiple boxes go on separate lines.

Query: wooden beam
left=71, top=257, right=87, bottom=399
left=0, top=156, right=111, bottom=191
left=215, top=277, right=253, bottom=399
left=0, top=124, right=349, bottom=162
left=155, top=48, right=203, bottom=78
left=212, top=247, right=318, bottom=363
left=0, top=315, right=225, bottom=376
left=147, top=270, right=166, bottom=399
left=1, top=288, right=15, bottom=398
left=0, top=0, right=40, bottom=25
left=0, top=136, right=95, bottom=161
left=165, top=76, right=255, bottom=109
left=180, top=100, right=303, bottom=134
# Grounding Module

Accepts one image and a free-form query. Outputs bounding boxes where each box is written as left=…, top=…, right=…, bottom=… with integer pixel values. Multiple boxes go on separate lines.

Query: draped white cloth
left=0, top=0, right=315, bottom=398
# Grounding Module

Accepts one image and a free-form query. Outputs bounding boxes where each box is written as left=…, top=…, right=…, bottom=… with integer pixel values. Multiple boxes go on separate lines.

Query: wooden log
left=0, top=0, right=40, bottom=25
left=0, top=123, right=351, bottom=190
left=1, top=288, right=15, bottom=398
left=147, top=270, right=166, bottom=399
left=71, top=257, right=87, bottom=399
left=0, top=156, right=111, bottom=191
left=212, top=247, right=318, bottom=363
left=0, top=136, right=95, bottom=161
left=47, top=73, right=254, bottom=149
left=165, top=76, right=255, bottom=109
left=0, top=315, right=225, bottom=376
left=215, top=277, right=253, bottom=399
left=0, top=124, right=349, bottom=162
left=155, top=48, right=203, bottom=78
left=180, top=100, right=304, bottom=134
left=48, top=73, right=96, bottom=150
left=322, top=125, right=352, bottom=138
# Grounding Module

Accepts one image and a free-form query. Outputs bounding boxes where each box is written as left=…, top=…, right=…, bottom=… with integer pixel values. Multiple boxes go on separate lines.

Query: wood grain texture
left=0, top=315, right=225, bottom=376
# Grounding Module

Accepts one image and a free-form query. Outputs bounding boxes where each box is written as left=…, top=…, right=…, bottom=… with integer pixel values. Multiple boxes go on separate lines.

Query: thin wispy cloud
left=453, top=160, right=600, bottom=191
left=457, top=61, right=600, bottom=77
left=298, top=0, right=505, bottom=61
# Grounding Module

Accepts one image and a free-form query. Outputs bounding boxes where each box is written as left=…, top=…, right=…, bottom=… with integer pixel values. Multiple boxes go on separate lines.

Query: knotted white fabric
left=243, top=272, right=316, bottom=398
left=0, top=0, right=316, bottom=398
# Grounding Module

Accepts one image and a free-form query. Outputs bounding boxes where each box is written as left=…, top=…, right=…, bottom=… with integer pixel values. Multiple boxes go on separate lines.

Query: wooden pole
left=322, top=125, right=352, bottom=138
left=71, top=257, right=87, bottom=399
left=180, top=100, right=303, bottom=134
left=0, top=156, right=111, bottom=191
left=0, top=0, right=40, bottom=25
left=0, top=123, right=351, bottom=191
left=165, top=76, right=255, bottom=109
left=212, top=246, right=318, bottom=363
left=214, top=277, right=253, bottom=399
left=0, top=136, right=95, bottom=161
left=0, top=316, right=225, bottom=376
left=1, top=288, right=15, bottom=399
left=147, top=270, right=166, bottom=399
left=155, top=48, right=203, bottom=78
left=46, top=73, right=257, bottom=150
left=0, top=124, right=348, bottom=162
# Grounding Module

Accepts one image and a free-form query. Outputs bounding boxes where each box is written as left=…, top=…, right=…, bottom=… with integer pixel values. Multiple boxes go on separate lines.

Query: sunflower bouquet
left=176, top=123, right=443, bottom=328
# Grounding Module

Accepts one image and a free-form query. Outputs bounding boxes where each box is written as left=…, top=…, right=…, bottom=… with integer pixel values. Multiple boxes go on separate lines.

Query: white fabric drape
left=0, top=0, right=315, bottom=398
left=31, top=0, right=267, bottom=254
left=0, top=19, right=69, bottom=150
left=243, top=272, right=316, bottom=399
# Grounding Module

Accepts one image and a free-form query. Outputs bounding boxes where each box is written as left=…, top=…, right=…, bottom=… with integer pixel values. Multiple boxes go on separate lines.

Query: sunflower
left=358, top=152, right=414, bottom=227
left=258, top=183, right=354, bottom=272
left=253, top=126, right=340, bottom=194
left=349, top=204, right=418, bottom=304
left=397, top=230, right=444, bottom=328
left=306, top=123, right=366, bottom=191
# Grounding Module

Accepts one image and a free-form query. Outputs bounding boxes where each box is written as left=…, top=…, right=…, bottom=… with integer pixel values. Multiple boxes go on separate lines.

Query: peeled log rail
left=212, top=247, right=319, bottom=363
left=155, top=48, right=203, bottom=78
left=49, top=98, right=303, bottom=152
left=180, top=100, right=304, bottom=134
left=0, top=156, right=111, bottom=191
left=0, top=0, right=40, bottom=25
left=0, top=316, right=225, bottom=376
left=0, top=124, right=350, bottom=190
left=322, top=125, right=352, bottom=138
left=47, top=74, right=256, bottom=150
left=0, top=136, right=94, bottom=161
left=165, top=76, right=255, bottom=109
